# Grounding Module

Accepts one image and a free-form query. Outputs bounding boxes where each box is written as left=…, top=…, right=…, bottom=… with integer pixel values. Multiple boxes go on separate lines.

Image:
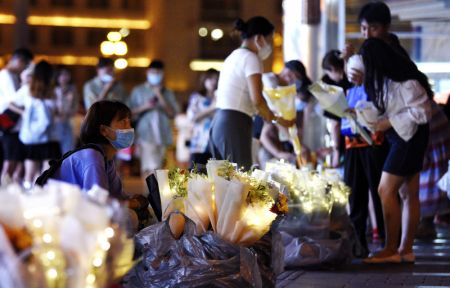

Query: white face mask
left=100, top=74, right=114, bottom=83
left=256, top=38, right=273, bottom=60
left=147, top=73, right=163, bottom=86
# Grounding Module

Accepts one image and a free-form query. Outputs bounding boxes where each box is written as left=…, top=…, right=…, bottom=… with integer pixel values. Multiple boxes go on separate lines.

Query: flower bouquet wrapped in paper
left=156, top=160, right=283, bottom=246
left=184, top=174, right=214, bottom=234
left=354, top=100, right=379, bottom=132
left=309, top=81, right=373, bottom=145
left=263, top=81, right=304, bottom=166
left=0, top=181, right=135, bottom=288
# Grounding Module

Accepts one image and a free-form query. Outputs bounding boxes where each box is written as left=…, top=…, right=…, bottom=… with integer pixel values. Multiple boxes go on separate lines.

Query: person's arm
left=97, top=80, right=116, bottom=101
left=374, top=80, right=431, bottom=141
left=247, top=74, right=295, bottom=128
left=329, top=119, right=341, bottom=168
left=129, top=88, right=156, bottom=116
left=192, top=103, right=216, bottom=122
left=260, top=122, right=295, bottom=161
left=153, top=87, right=176, bottom=118
left=7, top=102, right=24, bottom=115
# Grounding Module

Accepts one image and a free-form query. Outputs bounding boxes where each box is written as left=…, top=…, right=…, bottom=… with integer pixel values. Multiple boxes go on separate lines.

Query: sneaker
left=363, top=253, right=401, bottom=264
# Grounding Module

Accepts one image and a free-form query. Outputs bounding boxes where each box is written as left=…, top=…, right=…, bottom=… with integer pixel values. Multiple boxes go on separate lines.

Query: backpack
left=35, top=144, right=106, bottom=187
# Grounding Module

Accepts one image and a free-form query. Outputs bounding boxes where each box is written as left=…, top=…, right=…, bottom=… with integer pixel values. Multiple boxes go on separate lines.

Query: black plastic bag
left=123, top=213, right=264, bottom=288
left=145, top=174, right=162, bottom=221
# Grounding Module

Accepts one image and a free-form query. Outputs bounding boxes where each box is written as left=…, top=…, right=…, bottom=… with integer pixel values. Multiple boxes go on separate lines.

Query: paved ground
left=123, top=177, right=450, bottom=288
left=276, top=227, right=450, bottom=288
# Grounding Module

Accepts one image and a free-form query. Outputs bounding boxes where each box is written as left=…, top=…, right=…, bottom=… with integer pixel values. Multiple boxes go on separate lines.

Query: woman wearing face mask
left=128, top=60, right=179, bottom=176
left=209, top=16, right=295, bottom=170
left=51, top=100, right=134, bottom=199
left=187, top=68, right=219, bottom=168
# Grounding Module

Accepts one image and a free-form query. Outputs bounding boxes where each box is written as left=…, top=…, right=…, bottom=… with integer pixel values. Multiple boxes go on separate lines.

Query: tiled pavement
left=276, top=228, right=450, bottom=288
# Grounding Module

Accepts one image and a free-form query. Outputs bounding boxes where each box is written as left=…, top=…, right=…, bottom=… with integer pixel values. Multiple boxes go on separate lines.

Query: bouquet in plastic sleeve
left=309, top=80, right=373, bottom=145
left=0, top=181, right=135, bottom=288
left=355, top=100, right=379, bottom=132
left=264, top=161, right=354, bottom=267
left=263, top=79, right=303, bottom=166
left=265, top=160, right=350, bottom=215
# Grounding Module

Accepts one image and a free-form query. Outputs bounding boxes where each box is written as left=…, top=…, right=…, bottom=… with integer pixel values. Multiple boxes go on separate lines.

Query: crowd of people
left=0, top=0, right=449, bottom=263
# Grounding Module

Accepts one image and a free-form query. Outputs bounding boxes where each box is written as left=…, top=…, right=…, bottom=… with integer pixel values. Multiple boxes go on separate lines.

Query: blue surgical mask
left=147, top=73, right=163, bottom=85
left=108, top=128, right=135, bottom=150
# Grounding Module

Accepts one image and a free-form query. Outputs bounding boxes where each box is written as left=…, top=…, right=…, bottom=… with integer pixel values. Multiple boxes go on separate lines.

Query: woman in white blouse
left=359, top=38, right=432, bottom=264
left=209, top=16, right=294, bottom=170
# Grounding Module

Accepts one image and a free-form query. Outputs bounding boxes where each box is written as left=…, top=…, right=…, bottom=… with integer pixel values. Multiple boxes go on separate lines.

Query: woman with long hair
left=187, top=68, right=219, bottom=167
left=18, top=60, right=62, bottom=189
left=209, top=16, right=294, bottom=170
left=360, top=38, right=432, bottom=263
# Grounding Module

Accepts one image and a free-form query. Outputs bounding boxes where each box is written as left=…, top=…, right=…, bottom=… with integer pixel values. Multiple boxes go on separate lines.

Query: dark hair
left=285, top=60, right=313, bottom=100
left=54, top=65, right=73, bottom=86
left=322, top=50, right=345, bottom=71
left=30, top=60, right=54, bottom=99
left=285, top=60, right=312, bottom=86
left=358, top=1, right=391, bottom=25
left=149, top=60, right=164, bottom=69
left=198, top=68, right=219, bottom=96
left=80, top=100, right=131, bottom=145
left=97, top=57, right=114, bottom=68
left=11, top=48, right=34, bottom=63
left=360, top=38, right=433, bottom=113
left=234, top=16, right=274, bottom=39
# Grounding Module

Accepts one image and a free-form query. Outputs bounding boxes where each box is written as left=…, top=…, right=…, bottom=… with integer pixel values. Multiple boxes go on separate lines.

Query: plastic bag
left=123, top=213, right=266, bottom=288
left=273, top=206, right=353, bottom=268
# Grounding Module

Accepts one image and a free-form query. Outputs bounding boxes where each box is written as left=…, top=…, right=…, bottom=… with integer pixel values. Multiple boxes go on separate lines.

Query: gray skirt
left=209, top=109, right=253, bottom=170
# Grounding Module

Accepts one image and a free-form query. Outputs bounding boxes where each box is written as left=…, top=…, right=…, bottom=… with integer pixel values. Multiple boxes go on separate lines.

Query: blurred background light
left=189, top=59, right=223, bottom=71
left=100, top=41, right=115, bottom=56
left=107, top=31, right=122, bottom=42
left=114, top=58, right=128, bottom=69
left=211, top=28, right=223, bottom=41
left=198, top=27, right=208, bottom=37
left=114, top=41, right=128, bottom=56
left=27, top=15, right=150, bottom=29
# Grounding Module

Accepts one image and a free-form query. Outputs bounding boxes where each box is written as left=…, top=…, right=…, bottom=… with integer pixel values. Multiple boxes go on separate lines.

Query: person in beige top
left=83, top=57, right=127, bottom=110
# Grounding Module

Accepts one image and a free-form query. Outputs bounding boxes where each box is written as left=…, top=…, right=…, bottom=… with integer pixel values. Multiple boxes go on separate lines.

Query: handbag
left=0, top=108, right=21, bottom=133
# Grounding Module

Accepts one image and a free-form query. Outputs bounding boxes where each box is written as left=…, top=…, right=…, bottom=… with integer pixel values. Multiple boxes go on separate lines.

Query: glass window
left=51, top=0, right=73, bottom=7
left=51, top=28, right=74, bottom=46
left=201, top=0, right=240, bottom=22
left=122, top=0, right=145, bottom=10
left=87, top=29, right=106, bottom=47
left=87, top=0, right=109, bottom=9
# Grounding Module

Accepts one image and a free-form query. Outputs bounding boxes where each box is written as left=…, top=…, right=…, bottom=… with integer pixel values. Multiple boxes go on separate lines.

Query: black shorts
left=383, top=124, right=429, bottom=177
left=23, top=141, right=61, bottom=161
left=1, top=132, right=25, bottom=161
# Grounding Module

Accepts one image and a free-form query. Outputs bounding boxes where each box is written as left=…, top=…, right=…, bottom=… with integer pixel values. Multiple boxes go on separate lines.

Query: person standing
left=0, top=48, right=33, bottom=184
left=187, top=68, right=219, bottom=167
left=52, top=65, right=79, bottom=154
left=359, top=39, right=432, bottom=264
left=209, top=16, right=294, bottom=170
left=17, top=60, right=62, bottom=189
left=128, top=60, right=179, bottom=176
left=83, top=57, right=127, bottom=110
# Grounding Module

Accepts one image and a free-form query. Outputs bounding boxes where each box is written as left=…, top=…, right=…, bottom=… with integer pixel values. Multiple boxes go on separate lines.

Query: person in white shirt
left=0, top=48, right=33, bottom=184
left=209, top=16, right=294, bottom=170
left=359, top=38, right=432, bottom=264
left=16, top=60, right=62, bottom=189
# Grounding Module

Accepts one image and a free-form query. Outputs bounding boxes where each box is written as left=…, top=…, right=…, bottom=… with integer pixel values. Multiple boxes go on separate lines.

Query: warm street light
left=114, top=58, right=128, bottom=69
left=114, top=41, right=128, bottom=56
left=107, top=31, right=122, bottom=42
left=100, top=41, right=114, bottom=55
left=211, top=28, right=223, bottom=41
